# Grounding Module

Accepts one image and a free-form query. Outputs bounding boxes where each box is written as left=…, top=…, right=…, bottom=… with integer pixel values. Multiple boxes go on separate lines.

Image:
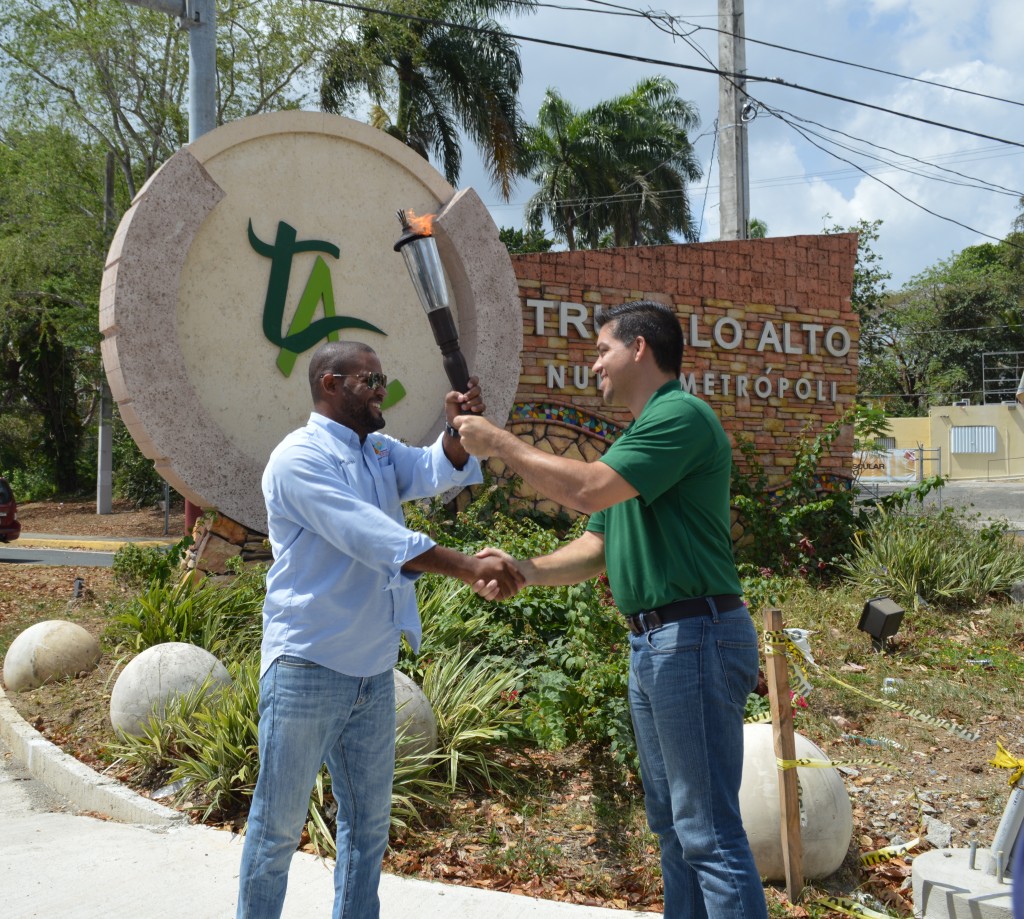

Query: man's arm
left=402, top=544, right=525, bottom=600
left=477, top=530, right=606, bottom=587
left=451, top=416, right=636, bottom=514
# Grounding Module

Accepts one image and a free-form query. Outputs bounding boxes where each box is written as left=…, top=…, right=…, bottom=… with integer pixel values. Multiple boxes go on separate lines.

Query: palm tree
left=524, top=76, right=703, bottom=249
left=522, top=89, right=616, bottom=251
left=320, top=0, right=535, bottom=201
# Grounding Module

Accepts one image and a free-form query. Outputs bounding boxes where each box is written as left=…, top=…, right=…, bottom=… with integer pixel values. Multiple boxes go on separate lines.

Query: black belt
left=625, top=595, right=743, bottom=636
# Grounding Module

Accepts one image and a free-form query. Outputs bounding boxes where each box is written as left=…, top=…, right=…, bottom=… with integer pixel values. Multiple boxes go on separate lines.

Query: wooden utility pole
left=764, top=607, right=804, bottom=902
left=718, top=0, right=750, bottom=240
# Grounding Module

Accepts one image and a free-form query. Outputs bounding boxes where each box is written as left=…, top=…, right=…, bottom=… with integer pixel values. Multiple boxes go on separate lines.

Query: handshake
left=466, top=547, right=529, bottom=601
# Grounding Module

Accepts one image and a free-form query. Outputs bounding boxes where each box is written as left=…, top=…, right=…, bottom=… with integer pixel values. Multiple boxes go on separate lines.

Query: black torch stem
left=427, top=308, right=470, bottom=394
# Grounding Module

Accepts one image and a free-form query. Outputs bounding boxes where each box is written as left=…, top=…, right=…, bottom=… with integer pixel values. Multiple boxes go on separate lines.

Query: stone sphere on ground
left=393, top=669, right=438, bottom=758
left=739, top=723, right=853, bottom=880
left=110, top=642, right=232, bottom=737
left=3, top=620, right=101, bottom=692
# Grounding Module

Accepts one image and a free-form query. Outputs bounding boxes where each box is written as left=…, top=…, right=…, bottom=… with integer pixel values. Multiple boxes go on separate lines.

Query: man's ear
left=633, top=336, right=648, bottom=362
left=318, top=371, right=340, bottom=398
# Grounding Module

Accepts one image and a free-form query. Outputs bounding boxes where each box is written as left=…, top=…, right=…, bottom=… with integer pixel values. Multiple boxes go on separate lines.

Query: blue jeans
left=236, top=656, right=395, bottom=919
left=628, top=600, right=767, bottom=919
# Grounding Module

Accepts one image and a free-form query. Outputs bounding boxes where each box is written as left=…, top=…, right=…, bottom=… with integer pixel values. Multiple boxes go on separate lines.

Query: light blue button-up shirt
left=260, top=412, right=482, bottom=678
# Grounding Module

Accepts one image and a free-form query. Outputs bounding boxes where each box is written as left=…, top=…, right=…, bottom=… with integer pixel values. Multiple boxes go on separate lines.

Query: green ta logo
left=249, top=220, right=405, bottom=407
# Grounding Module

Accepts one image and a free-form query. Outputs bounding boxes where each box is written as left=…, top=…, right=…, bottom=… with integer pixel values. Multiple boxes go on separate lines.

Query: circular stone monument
left=110, top=642, right=232, bottom=737
left=2, top=620, right=101, bottom=692
left=393, top=669, right=439, bottom=758
left=739, top=723, right=853, bottom=880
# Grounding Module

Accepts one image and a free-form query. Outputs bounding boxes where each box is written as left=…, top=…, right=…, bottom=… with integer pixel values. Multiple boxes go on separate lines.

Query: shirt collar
left=638, top=378, right=682, bottom=416
left=308, top=411, right=361, bottom=448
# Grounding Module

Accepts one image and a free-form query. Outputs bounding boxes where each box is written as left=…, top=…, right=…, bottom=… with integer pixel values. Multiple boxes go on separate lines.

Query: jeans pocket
left=715, top=638, right=759, bottom=705
left=645, top=624, right=701, bottom=655
left=277, top=654, right=317, bottom=668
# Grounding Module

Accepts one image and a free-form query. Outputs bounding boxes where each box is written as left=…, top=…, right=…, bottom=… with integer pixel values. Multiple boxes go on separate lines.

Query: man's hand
left=445, top=375, right=485, bottom=424
left=450, top=414, right=506, bottom=457
left=469, top=549, right=525, bottom=601
left=442, top=376, right=484, bottom=468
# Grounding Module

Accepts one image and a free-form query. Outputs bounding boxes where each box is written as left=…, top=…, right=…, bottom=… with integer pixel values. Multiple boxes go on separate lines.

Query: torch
left=394, top=209, right=470, bottom=395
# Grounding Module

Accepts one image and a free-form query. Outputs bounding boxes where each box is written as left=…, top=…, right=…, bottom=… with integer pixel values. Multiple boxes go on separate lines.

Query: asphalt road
left=0, top=546, right=115, bottom=566
left=859, top=478, right=1024, bottom=530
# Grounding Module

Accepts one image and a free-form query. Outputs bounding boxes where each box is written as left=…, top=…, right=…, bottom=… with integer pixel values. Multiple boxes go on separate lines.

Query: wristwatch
left=444, top=421, right=460, bottom=439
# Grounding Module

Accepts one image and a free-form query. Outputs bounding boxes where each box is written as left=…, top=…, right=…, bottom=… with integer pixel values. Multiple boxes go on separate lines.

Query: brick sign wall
left=492, top=234, right=860, bottom=517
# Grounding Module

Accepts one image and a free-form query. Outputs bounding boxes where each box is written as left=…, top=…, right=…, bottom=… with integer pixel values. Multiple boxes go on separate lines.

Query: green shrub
left=420, top=645, right=525, bottom=792
left=111, top=534, right=194, bottom=589
left=842, top=507, right=1024, bottom=610
left=108, top=565, right=265, bottom=657
left=732, top=416, right=860, bottom=580
left=731, top=411, right=943, bottom=582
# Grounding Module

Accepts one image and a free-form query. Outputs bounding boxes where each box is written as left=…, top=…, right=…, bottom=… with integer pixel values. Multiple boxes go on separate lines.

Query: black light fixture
left=858, top=596, right=904, bottom=652
left=394, top=209, right=470, bottom=395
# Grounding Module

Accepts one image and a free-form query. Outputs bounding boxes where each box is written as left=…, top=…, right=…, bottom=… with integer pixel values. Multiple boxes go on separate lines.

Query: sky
left=453, top=0, right=1024, bottom=290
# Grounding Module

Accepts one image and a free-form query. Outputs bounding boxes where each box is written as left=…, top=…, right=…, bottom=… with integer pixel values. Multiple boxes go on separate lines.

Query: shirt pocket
left=376, top=462, right=401, bottom=516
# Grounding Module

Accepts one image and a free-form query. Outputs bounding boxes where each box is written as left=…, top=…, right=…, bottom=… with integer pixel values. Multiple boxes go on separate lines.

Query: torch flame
left=397, top=208, right=435, bottom=237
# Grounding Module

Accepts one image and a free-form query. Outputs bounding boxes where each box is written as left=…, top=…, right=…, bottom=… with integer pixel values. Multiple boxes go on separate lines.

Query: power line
left=766, top=109, right=1023, bottom=198
left=559, top=0, right=1024, bottom=109
left=752, top=95, right=1024, bottom=250
left=308, top=0, right=1024, bottom=150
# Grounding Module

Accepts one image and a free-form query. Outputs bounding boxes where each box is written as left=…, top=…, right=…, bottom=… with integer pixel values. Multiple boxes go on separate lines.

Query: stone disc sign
left=100, top=111, right=522, bottom=534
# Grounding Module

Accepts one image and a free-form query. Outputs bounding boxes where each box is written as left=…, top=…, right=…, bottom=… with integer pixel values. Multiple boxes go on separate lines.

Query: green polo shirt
left=587, top=381, right=742, bottom=615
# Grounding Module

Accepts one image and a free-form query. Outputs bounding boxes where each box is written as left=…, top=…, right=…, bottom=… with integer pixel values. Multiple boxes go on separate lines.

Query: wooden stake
left=763, top=607, right=804, bottom=903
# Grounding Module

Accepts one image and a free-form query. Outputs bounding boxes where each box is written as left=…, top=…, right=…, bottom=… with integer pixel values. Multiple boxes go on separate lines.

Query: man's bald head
left=308, top=341, right=376, bottom=401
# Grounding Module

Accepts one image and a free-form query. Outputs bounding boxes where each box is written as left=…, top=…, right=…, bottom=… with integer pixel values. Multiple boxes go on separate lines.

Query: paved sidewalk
left=0, top=690, right=653, bottom=919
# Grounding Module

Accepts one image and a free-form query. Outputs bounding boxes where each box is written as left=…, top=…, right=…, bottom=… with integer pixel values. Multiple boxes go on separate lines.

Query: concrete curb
left=0, top=685, right=185, bottom=826
left=15, top=533, right=177, bottom=550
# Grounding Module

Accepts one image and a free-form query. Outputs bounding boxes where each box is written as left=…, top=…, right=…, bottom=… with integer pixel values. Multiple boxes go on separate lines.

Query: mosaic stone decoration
left=510, top=401, right=623, bottom=443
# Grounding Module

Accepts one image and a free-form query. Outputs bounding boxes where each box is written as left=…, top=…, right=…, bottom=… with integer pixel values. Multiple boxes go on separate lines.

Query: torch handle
left=427, top=308, right=471, bottom=394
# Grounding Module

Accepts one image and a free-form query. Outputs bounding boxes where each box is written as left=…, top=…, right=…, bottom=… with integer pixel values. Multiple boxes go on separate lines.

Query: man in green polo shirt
left=454, top=299, right=766, bottom=919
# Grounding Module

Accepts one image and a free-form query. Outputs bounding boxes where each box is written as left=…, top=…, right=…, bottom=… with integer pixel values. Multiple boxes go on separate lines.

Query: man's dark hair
left=308, top=340, right=375, bottom=401
left=597, top=300, right=683, bottom=375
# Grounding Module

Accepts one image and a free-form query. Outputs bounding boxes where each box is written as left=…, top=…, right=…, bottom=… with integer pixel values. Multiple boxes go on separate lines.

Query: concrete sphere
left=3, top=620, right=101, bottom=692
left=393, top=669, right=438, bottom=758
left=739, top=723, right=853, bottom=880
left=110, top=642, right=232, bottom=737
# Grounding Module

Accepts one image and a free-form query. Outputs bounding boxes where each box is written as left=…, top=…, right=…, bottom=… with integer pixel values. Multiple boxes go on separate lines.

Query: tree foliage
left=0, top=0, right=342, bottom=198
left=830, top=214, right=1024, bottom=415
left=0, top=0, right=346, bottom=494
left=319, top=0, right=535, bottom=200
left=865, top=241, right=1024, bottom=414
left=0, top=126, right=109, bottom=493
left=498, top=225, right=554, bottom=254
left=524, top=76, right=701, bottom=250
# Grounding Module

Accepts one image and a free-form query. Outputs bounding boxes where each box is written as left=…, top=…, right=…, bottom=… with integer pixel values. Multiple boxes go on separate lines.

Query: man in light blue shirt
left=237, top=340, right=522, bottom=919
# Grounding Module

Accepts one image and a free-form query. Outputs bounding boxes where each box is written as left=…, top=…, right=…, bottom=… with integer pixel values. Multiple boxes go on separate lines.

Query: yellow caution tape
left=744, top=709, right=772, bottom=724
left=763, top=630, right=979, bottom=742
left=989, top=739, right=1024, bottom=786
left=816, top=895, right=894, bottom=918
left=776, top=756, right=896, bottom=771
left=859, top=837, right=920, bottom=866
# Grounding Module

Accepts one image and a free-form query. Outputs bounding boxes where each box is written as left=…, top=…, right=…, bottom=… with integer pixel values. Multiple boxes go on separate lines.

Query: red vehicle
left=0, top=477, right=21, bottom=542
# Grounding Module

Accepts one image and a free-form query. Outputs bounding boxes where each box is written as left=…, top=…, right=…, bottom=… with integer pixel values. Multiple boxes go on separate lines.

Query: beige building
left=884, top=403, right=1024, bottom=480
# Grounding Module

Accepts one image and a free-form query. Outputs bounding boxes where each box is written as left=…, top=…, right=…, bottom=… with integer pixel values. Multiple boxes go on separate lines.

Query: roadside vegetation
left=5, top=425, right=1023, bottom=915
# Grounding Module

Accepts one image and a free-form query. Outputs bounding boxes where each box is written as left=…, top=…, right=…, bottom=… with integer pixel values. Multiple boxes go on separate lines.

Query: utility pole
left=121, top=0, right=216, bottom=142
left=105, top=0, right=216, bottom=529
left=718, top=0, right=750, bottom=240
